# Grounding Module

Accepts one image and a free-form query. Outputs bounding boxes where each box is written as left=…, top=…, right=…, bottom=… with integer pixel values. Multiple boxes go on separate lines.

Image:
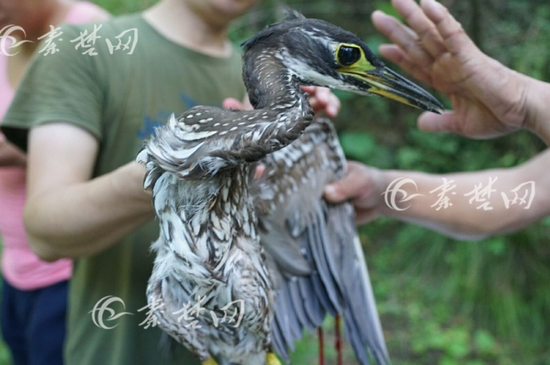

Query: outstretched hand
left=373, top=0, right=532, bottom=139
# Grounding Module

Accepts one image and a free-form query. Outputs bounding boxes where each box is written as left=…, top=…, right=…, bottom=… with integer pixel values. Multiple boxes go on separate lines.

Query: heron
left=137, top=10, right=443, bottom=365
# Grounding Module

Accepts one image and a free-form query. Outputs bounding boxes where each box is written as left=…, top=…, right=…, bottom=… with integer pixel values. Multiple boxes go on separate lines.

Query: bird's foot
left=266, top=353, right=281, bottom=365
left=202, top=358, right=218, bottom=365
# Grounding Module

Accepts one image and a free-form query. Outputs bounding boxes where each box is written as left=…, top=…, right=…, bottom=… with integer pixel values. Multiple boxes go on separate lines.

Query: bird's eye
left=337, top=45, right=361, bottom=66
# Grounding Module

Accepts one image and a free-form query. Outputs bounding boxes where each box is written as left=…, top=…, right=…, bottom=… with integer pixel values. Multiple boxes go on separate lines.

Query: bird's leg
left=335, top=314, right=343, bottom=365
left=266, top=352, right=281, bottom=365
left=318, top=327, right=324, bottom=365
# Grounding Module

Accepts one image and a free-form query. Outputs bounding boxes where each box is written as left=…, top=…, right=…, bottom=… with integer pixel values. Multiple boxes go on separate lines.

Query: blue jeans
left=0, top=279, right=68, bottom=365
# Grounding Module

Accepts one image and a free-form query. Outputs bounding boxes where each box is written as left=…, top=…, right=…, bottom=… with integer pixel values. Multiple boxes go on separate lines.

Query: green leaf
left=339, top=132, right=376, bottom=160
left=474, top=329, right=497, bottom=355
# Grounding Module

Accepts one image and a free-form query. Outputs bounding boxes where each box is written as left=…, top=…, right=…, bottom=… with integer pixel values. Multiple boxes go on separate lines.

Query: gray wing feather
left=327, top=202, right=389, bottom=364
left=253, top=118, right=390, bottom=364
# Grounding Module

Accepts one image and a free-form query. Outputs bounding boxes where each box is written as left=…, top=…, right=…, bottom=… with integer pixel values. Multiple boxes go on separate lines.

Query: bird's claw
left=202, top=358, right=218, bottom=365
left=266, top=352, right=281, bottom=365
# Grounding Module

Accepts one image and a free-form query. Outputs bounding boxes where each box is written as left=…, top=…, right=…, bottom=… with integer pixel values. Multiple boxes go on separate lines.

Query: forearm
left=524, top=77, right=550, bottom=146
left=379, top=152, right=550, bottom=240
left=24, top=162, right=154, bottom=261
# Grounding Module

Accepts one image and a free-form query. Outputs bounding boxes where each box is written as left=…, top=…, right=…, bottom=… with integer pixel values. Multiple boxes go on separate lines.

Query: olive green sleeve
left=2, top=24, right=104, bottom=151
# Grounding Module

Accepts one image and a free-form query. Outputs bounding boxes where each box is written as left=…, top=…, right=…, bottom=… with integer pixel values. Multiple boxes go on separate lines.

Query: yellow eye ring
left=336, top=44, right=362, bottom=66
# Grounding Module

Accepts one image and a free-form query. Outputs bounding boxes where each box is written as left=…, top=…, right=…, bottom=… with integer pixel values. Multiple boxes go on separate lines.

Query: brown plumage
left=138, top=10, right=442, bottom=365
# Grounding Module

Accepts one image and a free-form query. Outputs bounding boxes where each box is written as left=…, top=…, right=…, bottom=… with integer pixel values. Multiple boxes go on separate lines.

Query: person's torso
left=63, top=14, right=246, bottom=365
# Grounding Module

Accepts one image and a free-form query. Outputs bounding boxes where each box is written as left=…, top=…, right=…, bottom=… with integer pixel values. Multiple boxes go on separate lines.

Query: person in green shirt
left=2, top=0, right=340, bottom=364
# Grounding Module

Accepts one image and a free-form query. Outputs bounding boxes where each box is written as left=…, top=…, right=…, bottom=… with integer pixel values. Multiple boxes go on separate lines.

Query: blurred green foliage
left=1, top=1, right=548, bottom=364
left=233, top=1, right=550, bottom=364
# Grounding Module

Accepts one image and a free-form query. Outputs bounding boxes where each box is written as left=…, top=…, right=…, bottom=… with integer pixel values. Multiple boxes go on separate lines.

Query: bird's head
left=243, top=10, right=443, bottom=113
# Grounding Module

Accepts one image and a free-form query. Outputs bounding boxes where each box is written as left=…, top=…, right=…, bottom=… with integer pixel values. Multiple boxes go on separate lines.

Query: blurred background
left=1, top=0, right=549, bottom=364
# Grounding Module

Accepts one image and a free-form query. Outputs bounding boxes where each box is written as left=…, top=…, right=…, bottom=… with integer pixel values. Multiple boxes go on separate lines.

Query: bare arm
left=325, top=151, right=550, bottom=240
left=24, top=123, right=154, bottom=261
left=323, top=0, right=550, bottom=239
left=524, top=79, right=550, bottom=145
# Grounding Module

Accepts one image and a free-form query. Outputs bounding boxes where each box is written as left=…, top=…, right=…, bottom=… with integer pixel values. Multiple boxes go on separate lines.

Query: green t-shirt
left=3, top=14, right=246, bottom=365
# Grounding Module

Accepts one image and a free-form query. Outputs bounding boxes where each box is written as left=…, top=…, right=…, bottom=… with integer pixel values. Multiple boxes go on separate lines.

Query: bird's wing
left=137, top=105, right=312, bottom=181
left=253, top=117, right=390, bottom=364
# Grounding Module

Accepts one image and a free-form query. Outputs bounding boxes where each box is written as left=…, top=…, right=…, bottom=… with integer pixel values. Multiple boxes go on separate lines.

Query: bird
left=137, top=10, right=443, bottom=365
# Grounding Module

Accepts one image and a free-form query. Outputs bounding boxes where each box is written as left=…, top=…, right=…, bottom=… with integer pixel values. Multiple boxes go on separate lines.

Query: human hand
left=222, top=96, right=253, bottom=111
left=224, top=87, right=340, bottom=118
left=0, top=132, right=26, bottom=167
left=372, top=0, right=532, bottom=139
left=301, top=86, right=341, bottom=118
left=324, top=161, right=386, bottom=224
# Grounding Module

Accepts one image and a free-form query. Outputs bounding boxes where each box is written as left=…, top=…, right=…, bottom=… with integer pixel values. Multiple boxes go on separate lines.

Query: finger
left=308, top=96, right=321, bottom=112
left=311, top=87, right=330, bottom=112
left=315, top=89, right=341, bottom=117
left=314, top=86, right=331, bottom=104
left=222, top=97, right=245, bottom=110
left=303, top=86, right=341, bottom=117
left=421, top=0, right=477, bottom=56
left=372, top=10, right=433, bottom=65
left=326, top=93, right=341, bottom=117
left=417, top=110, right=459, bottom=134
left=302, top=85, right=332, bottom=105
left=301, top=85, right=316, bottom=95
left=379, top=44, right=434, bottom=86
left=301, top=86, right=315, bottom=93
left=254, top=164, right=265, bottom=180
left=392, top=0, right=446, bottom=58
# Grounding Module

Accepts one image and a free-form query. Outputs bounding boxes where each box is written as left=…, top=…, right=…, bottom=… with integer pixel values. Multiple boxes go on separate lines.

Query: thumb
left=323, top=183, right=350, bottom=202
left=323, top=162, right=375, bottom=203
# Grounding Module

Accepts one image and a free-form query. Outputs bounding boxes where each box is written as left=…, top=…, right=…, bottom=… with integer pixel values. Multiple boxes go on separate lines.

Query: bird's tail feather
left=326, top=202, right=391, bottom=365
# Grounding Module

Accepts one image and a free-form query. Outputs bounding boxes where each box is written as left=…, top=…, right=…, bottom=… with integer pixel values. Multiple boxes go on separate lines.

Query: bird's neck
left=244, top=51, right=311, bottom=113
